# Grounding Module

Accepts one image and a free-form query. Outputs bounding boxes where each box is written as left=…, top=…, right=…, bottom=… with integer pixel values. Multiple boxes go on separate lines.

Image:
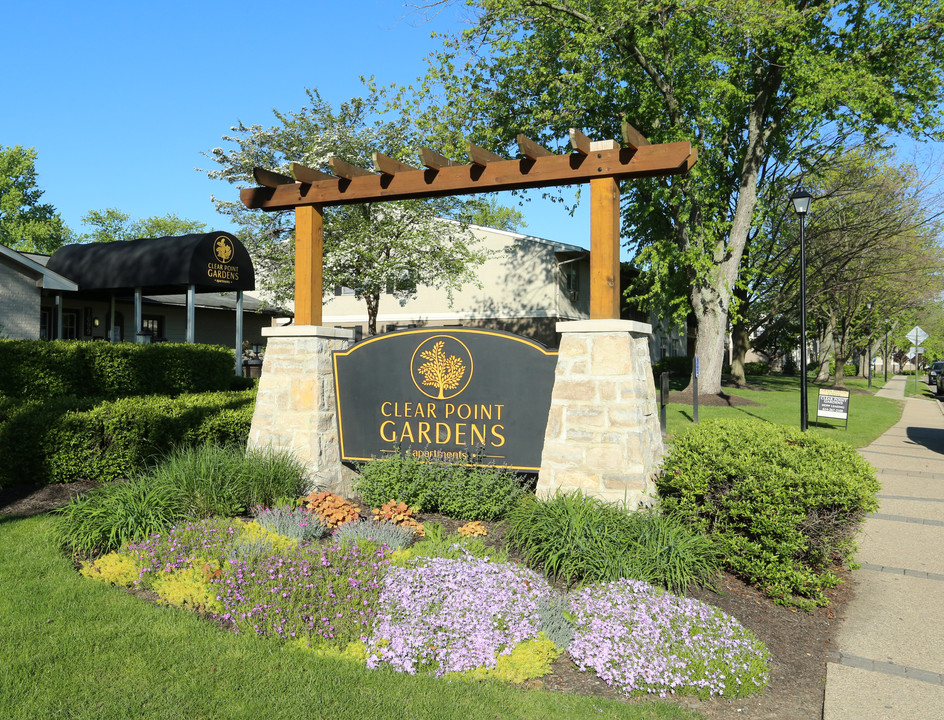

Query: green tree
left=413, top=0, right=944, bottom=394
left=0, top=145, right=68, bottom=252
left=78, top=208, right=208, bottom=243
left=203, top=89, right=512, bottom=334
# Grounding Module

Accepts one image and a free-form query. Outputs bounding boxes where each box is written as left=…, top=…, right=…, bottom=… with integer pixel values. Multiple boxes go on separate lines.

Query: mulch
left=0, top=481, right=850, bottom=720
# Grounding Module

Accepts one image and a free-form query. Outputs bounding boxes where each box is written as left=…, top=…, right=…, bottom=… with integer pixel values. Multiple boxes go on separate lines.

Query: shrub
left=0, top=390, right=256, bottom=488
left=656, top=418, right=880, bottom=607
left=0, top=339, right=236, bottom=400
left=371, top=500, right=425, bottom=536
left=366, top=556, right=552, bottom=676
left=505, top=492, right=720, bottom=594
left=356, top=452, right=529, bottom=521
left=50, top=478, right=185, bottom=556
left=453, top=635, right=561, bottom=683
left=651, top=355, right=693, bottom=377
left=743, top=360, right=770, bottom=376
left=568, top=579, right=769, bottom=699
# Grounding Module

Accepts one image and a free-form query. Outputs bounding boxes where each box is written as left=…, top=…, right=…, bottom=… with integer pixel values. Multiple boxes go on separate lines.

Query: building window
left=561, top=263, right=580, bottom=300
left=141, top=315, right=165, bottom=341
left=61, top=310, right=80, bottom=340
left=40, top=309, right=51, bottom=340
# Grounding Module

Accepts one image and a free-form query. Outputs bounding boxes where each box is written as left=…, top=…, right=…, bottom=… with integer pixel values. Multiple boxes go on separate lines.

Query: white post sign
left=908, top=326, right=929, bottom=393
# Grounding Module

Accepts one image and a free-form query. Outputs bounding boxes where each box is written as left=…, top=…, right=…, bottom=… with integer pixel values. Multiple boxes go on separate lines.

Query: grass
left=0, top=514, right=696, bottom=720
left=664, top=374, right=903, bottom=448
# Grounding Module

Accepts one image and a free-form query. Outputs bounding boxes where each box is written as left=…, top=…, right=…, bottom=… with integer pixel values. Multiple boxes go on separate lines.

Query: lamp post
left=791, top=188, right=813, bottom=431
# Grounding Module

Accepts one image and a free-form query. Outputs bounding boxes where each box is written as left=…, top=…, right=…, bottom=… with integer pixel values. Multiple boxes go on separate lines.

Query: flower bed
left=79, top=506, right=770, bottom=700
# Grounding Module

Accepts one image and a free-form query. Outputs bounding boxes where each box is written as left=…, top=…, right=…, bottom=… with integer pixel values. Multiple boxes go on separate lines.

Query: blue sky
left=4, top=1, right=589, bottom=250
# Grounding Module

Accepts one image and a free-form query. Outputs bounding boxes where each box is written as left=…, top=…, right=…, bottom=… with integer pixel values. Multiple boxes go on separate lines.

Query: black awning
left=46, top=232, right=255, bottom=294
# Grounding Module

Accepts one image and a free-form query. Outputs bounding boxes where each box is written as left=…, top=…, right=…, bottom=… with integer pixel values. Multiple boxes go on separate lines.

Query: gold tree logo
left=411, top=336, right=473, bottom=399
left=213, top=236, right=234, bottom=264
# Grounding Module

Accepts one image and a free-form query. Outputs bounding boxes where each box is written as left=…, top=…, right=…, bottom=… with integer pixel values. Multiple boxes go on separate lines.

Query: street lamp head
left=790, top=188, right=813, bottom=215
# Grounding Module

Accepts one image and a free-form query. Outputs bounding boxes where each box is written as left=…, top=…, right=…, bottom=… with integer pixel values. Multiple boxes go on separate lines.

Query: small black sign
left=333, top=328, right=558, bottom=471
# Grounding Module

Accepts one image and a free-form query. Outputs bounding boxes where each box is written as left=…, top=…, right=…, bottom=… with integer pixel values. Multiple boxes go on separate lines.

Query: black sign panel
left=817, top=388, right=850, bottom=420
left=333, top=328, right=558, bottom=471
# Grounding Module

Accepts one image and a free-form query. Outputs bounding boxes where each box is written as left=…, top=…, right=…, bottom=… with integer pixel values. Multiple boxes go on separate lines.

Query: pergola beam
left=516, top=134, right=553, bottom=159
left=242, top=142, right=695, bottom=210
left=466, top=141, right=504, bottom=167
left=291, top=162, right=335, bottom=183
left=253, top=167, right=295, bottom=188
left=419, top=147, right=456, bottom=170
left=328, top=156, right=373, bottom=180
left=373, top=152, right=416, bottom=175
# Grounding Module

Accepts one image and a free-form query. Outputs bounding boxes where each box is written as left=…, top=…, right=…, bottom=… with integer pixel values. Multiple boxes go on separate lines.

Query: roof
left=0, top=243, right=78, bottom=291
left=45, top=232, right=255, bottom=295
left=143, top=292, right=283, bottom=314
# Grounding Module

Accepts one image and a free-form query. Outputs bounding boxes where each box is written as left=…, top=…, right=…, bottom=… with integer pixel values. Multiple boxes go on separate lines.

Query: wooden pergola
left=240, top=121, right=696, bottom=326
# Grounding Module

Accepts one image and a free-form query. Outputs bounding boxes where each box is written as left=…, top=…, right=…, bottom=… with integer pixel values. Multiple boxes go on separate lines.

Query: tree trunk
left=366, top=292, right=380, bottom=336
left=814, top=316, right=834, bottom=383
left=729, top=284, right=750, bottom=387
left=690, top=276, right=732, bottom=395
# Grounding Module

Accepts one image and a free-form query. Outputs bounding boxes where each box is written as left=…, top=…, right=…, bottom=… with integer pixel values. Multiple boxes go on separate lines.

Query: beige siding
left=0, top=256, right=42, bottom=339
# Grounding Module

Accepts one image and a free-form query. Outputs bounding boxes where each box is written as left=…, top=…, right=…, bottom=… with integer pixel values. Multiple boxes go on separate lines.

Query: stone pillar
left=536, top=319, right=663, bottom=509
left=248, top=325, right=356, bottom=495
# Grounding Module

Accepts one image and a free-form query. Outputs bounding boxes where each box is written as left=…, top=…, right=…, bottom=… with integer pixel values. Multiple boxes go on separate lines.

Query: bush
left=651, top=355, right=693, bottom=377
left=0, top=339, right=236, bottom=400
left=0, top=389, right=256, bottom=488
left=355, top=452, right=529, bottom=521
left=504, top=491, right=720, bottom=594
left=743, top=361, right=770, bottom=376
left=656, top=418, right=880, bottom=607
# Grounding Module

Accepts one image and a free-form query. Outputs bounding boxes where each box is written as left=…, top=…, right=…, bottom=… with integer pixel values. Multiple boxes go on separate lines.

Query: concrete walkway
left=823, top=375, right=944, bottom=719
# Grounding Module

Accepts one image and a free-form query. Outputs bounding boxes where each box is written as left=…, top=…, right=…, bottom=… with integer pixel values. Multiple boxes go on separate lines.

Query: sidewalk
left=823, top=375, right=944, bottom=719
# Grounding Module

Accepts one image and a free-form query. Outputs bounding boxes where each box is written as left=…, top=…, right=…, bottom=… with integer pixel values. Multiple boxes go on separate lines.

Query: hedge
left=656, top=418, right=879, bottom=608
left=0, top=389, right=256, bottom=488
left=0, top=340, right=236, bottom=400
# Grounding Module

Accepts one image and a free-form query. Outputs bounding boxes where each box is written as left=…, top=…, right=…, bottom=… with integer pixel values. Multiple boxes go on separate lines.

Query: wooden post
left=295, top=205, right=324, bottom=326
left=590, top=140, right=621, bottom=319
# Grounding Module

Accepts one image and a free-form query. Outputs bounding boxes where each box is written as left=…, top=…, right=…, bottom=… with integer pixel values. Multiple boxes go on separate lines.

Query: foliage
left=535, top=594, right=575, bottom=652
left=151, top=566, right=225, bottom=613
left=371, top=500, right=425, bottom=536
left=453, top=635, right=560, bottom=684
left=144, top=444, right=306, bottom=520
left=355, top=451, right=529, bottom=521
left=301, top=491, right=362, bottom=529
left=568, top=579, right=769, bottom=699
left=0, top=339, right=235, bottom=400
left=50, top=444, right=304, bottom=556
left=391, top=531, right=508, bottom=567
left=51, top=478, right=185, bottom=556
left=3, top=515, right=696, bottom=720
left=79, top=550, right=140, bottom=586
left=203, top=88, right=503, bottom=333
left=253, top=504, right=327, bottom=543
left=457, top=521, right=487, bottom=538
left=505, top=492, right=720, bottom=594
left=129, top=517, right=243, bottom=586
left=367, top=556, right=552, bottom=676
left=656, top=418, right=880, bottom=607
left=651, top=356, right=693, bottom=378
left=743, top=361, right=770, bottom=376
left=332, top=519, right=416, bottom=551
left=76, top=207, right=207, bottom=243
left=0, top=390, right=257, bottom=488
left=0, top=145, right=67, bottom=252
left=415, top=0, right=944, bottom=395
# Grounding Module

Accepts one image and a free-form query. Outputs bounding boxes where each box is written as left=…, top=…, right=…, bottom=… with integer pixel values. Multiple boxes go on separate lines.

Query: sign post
left=907, top=326, right=929, bottom=394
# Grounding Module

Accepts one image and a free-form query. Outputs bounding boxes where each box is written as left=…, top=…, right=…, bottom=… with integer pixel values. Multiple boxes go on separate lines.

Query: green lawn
left=0, top=514, right=695, bottom=720
left=664, top=374, right=904, bottom=448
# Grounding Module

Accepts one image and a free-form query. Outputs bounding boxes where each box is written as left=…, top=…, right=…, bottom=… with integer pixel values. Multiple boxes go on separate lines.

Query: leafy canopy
left=77, top=208, right=208, bottom=243
left=0, top=145, right=68, bottom=253
left=204, top=88, right=518, bottom=332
